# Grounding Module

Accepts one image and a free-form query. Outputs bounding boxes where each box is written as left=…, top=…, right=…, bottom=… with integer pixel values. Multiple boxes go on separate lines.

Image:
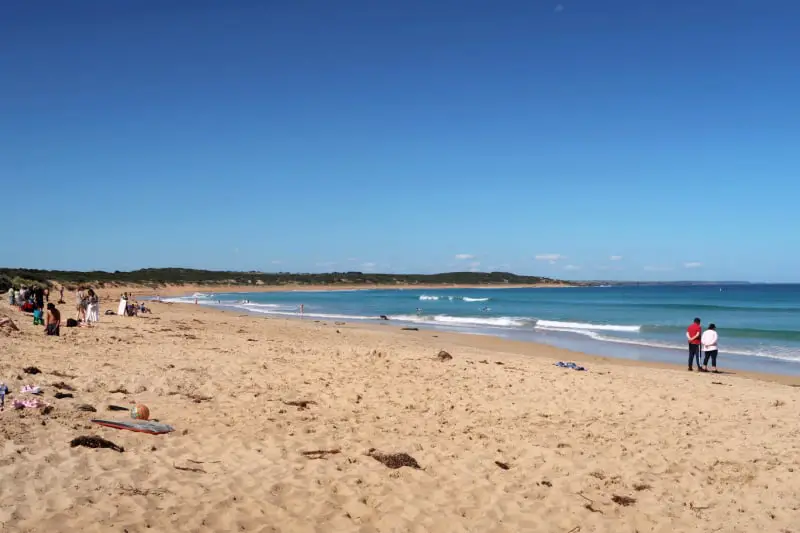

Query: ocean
left=163, top=284, right=800, bottom=375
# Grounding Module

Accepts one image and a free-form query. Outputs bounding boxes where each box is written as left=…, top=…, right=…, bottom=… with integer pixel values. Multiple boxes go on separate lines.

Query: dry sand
left=1, top=294, right=799, bottom=533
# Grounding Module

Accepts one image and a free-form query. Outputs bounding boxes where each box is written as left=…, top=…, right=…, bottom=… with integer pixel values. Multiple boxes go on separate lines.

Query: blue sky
left=2, top=0, right=798, bottom=282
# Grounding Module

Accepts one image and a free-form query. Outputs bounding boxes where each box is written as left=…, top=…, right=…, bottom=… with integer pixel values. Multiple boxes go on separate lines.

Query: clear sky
left=2, top=1, right=798, bottom=282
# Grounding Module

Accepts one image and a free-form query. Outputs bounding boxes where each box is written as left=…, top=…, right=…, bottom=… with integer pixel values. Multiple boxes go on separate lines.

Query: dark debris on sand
left=437, top=350, right=453, bottom=362
left=495, top=461, right=511, bottom=470
left=283, top=400, right=316, bottom=410
left=23, top=366, right=42, bottom=375
left=70, top=435, right=124, bottom=452
left=611, top=495, right=636, bottom=506
left=367, top=449, right=422, bottom=470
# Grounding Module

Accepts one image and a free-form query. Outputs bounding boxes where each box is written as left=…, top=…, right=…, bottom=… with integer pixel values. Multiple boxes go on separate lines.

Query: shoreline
left=158, top=298, right=800, bottom=387
left=86, top=282, right=579, bottom=299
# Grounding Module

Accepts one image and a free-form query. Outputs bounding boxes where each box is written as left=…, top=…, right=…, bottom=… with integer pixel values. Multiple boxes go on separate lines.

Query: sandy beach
left=2, top=294, right=799, bottom=533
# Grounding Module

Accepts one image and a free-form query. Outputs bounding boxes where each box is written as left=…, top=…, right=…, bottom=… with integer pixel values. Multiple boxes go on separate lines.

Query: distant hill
left=0, top=267, right=574, bottom=292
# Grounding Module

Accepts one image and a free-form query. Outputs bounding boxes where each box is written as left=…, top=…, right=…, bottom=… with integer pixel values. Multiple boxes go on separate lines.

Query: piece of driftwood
left=173, top=463, right=206, bottom=473
left=577, top=493, right=602, bottom=513
left=301, top=449, right=341, bottom=460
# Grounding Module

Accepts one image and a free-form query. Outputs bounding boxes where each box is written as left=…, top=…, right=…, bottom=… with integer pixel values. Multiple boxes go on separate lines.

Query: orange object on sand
left=130, top=404, right=150, bottom=420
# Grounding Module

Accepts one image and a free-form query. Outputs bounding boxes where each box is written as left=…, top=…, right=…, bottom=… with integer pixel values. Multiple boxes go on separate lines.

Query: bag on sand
left=66, top=318, right=78, bottom=327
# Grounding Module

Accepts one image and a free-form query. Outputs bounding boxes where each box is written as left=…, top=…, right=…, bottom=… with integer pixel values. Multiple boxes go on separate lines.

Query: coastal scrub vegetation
left=0, top=267, right=571, bottom=291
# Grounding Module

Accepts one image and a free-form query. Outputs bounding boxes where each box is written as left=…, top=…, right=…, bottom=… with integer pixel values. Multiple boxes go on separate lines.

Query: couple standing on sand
left=687, top=317, right=719, bottom=372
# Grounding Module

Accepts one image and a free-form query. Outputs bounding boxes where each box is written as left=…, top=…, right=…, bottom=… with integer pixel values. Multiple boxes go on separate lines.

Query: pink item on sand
left=13, top=398, right=47, bottom=409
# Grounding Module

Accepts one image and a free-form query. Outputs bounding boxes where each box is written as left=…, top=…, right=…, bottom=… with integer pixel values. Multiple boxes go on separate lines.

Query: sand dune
left=1, top=297, right=798, bottom=532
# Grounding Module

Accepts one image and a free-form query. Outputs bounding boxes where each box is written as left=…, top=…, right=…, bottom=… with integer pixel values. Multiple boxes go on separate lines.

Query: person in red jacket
left=686, top=317, right=703, bottom=371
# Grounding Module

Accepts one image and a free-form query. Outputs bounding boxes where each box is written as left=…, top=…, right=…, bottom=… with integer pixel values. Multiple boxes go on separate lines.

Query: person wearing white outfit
left=701, top=324, right=719, bottom=373
left=85, top=289, right=100, bottom=325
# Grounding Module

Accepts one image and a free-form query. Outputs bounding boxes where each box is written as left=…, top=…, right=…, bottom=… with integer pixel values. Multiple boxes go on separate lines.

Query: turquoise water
left=165, top=285, right=800, bottom=375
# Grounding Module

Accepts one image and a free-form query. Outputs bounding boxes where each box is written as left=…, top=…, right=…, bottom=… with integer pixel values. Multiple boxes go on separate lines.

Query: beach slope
left=1, top=300, right=798, bottom=532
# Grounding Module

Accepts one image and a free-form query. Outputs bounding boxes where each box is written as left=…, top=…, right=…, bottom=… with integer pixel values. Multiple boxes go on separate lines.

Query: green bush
left=0, top=274, right=11, bottom=293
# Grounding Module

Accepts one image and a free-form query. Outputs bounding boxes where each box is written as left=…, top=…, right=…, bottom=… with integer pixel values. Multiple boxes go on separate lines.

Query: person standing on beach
left=76, top=287, right=86, bottom=321
left=34, top=287, right=44, bottom=310
left=45, top=303, right=61, bottom=336
left=702, top=324, right=719, bottom=373
left=686, top=317, right=703, bottom=371
left=85, top=289, right=100, bottom=325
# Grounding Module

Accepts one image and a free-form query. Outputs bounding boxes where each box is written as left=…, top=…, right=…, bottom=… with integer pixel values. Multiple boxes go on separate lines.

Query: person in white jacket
left=701, top=323, right=719, bottom=372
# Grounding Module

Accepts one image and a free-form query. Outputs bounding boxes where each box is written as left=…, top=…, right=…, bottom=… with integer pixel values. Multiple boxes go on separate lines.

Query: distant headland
left=0, top=267, right=580, bottom=292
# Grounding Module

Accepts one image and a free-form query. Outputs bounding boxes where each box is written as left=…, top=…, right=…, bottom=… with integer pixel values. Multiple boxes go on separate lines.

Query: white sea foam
left=238, top=302, right=282, bottom=309
left=535, top=320, right=641, bottom=333
left=418, top=295, right=490, bottom=302
left=162, top=296, right=215, bottom=304
left=390, top=314, right=526, bottom=328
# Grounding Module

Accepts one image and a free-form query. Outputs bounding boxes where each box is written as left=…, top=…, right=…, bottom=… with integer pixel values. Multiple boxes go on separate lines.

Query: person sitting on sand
left=45, top=303, right=61, bottom=336
left=686, top=317, right=703, bottom=372
left=702, top=323, right=719, bottom=373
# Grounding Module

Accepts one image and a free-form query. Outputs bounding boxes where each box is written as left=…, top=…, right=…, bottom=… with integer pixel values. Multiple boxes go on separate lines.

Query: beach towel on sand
left=91, top=419, right=175, bottom=434
left=555, top=361, right=586, bottom=371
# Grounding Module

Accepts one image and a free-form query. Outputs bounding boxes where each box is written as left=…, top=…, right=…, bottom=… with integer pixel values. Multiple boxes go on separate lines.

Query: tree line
left=0, top=267, right=571, bottom=292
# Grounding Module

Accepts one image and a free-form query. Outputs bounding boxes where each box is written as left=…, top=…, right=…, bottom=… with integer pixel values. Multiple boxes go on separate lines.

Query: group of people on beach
left=75, top=288, right=100, bottom=324
left=8, top=285, right=62, bottom=335
left=118, top=292, right=150, bottom=316
left=6, top=286, right=156, bottom=336
left=686, top=317, right=719, bottom=372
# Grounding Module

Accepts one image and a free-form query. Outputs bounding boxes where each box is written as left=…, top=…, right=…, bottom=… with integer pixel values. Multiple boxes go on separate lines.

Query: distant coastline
left=0, top=267, right=581, bottom=294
